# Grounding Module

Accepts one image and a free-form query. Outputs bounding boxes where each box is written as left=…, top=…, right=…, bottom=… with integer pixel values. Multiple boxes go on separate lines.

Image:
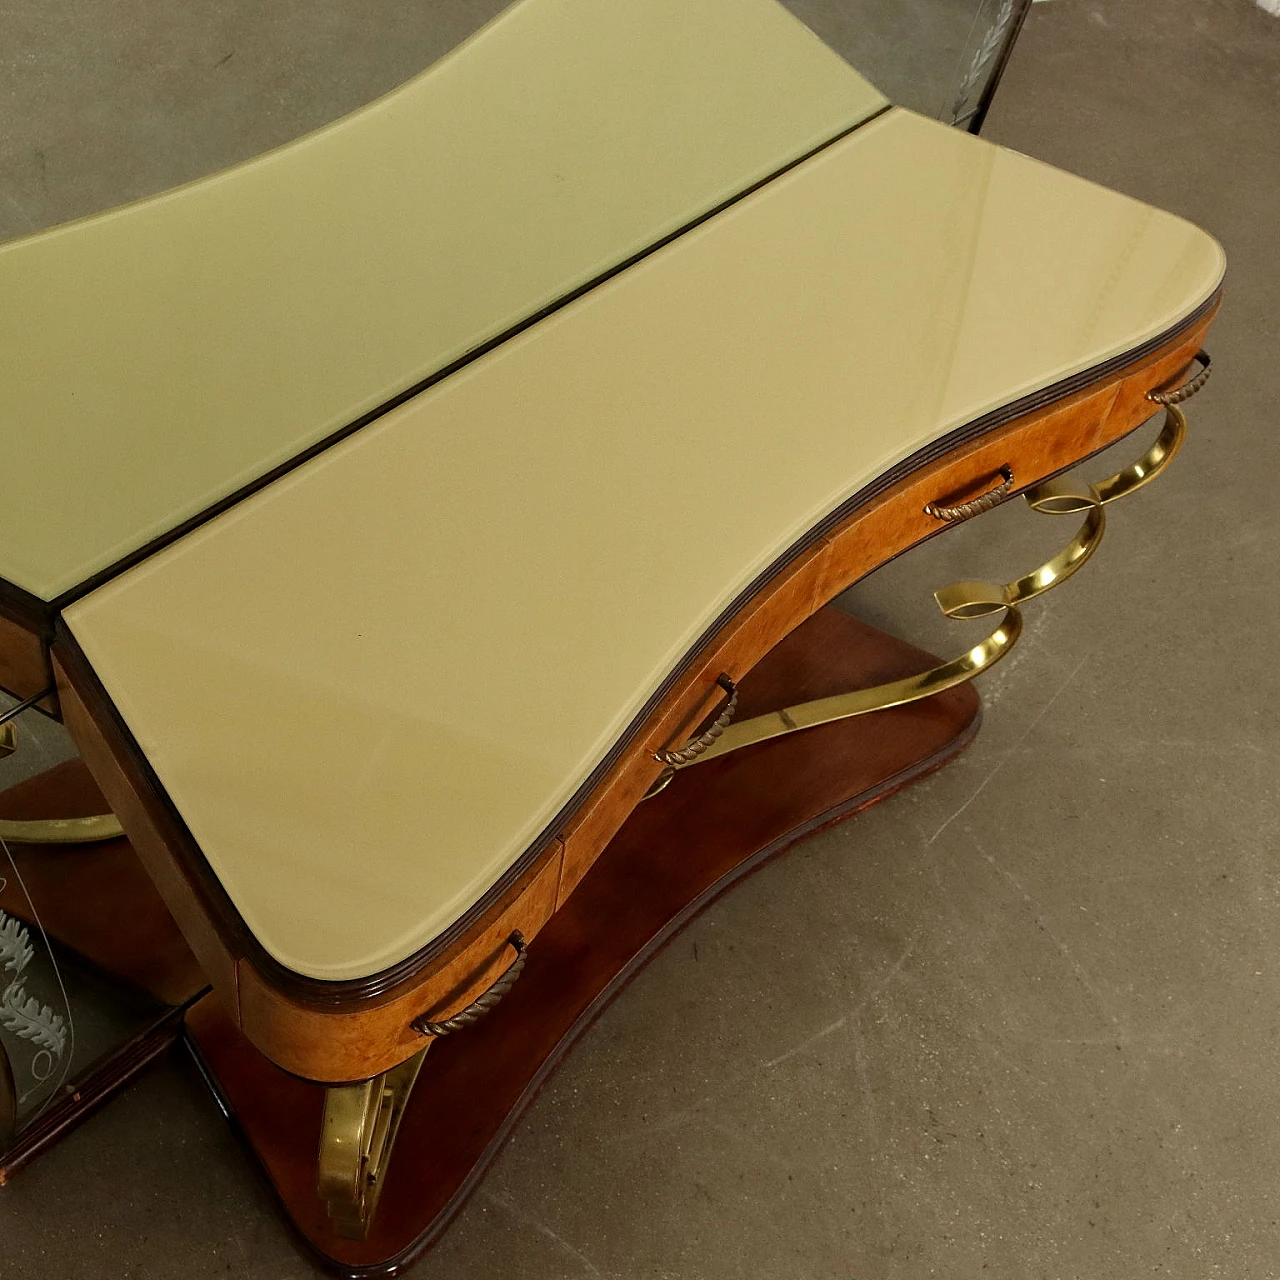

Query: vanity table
left=0, top=0, right=1220, bottom=1273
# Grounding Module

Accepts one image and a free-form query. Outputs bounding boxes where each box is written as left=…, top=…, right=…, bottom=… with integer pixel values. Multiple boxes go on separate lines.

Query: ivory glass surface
left=67, top=109, right=1225, bottom=982
left=0, top=0, right=884, bottom=602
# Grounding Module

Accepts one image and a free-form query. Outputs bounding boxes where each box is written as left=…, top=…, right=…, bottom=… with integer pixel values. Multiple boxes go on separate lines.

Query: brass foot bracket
left=318, top=1049, right=428, bottom=1240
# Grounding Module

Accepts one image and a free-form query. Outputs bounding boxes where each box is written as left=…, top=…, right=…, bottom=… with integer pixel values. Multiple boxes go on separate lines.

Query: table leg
left=318, top=1050, right=428, bottom=1240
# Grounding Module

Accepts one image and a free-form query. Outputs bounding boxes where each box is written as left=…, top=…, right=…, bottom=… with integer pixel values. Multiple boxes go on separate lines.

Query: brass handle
left=1146, top=349, right=1210, bottom=405
left=924, top=466, right=1013, bottom=523
left=412, top=931, right=527, bottom=1037
left=679, top=480, right=1104, bottom=769
left=654, top=673, right=738, bottom=766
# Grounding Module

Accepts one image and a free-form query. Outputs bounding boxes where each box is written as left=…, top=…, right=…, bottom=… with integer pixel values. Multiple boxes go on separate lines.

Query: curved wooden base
left=184, top=606, right=981, bottom=1275
left=55, top=306, right=1216, bottom=1088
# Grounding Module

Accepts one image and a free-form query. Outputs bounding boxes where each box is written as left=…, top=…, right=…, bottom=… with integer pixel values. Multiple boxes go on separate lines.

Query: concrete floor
left=2, top=0, right=1279, bottom=1276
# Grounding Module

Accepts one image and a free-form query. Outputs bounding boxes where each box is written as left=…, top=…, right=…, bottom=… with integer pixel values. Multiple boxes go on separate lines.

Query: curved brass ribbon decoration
left=1093, top=402, right=1186, bottom=506
left=0, top=814, right=125, bottom=845
left=654, top=345, right=1213, bottom=781
left=668, top=479, right=1105, bottom=772
left=1091, top=349, right=1203, bottom=506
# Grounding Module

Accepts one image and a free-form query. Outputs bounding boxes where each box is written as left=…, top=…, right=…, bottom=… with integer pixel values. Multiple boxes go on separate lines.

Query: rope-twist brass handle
left=1146, top=350, right=1210, bottom=405
left=1088, top=348, right=1207, bottom=504
left=654, top=674, right=738, bottom=766
left=924, top=466, right=1014, bottom=523
left=412, top=931, right=527, bottom=1037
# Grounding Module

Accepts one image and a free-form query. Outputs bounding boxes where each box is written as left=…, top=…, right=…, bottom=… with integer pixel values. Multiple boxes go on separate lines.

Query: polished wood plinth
left=185, top=606, right=981, bottom=1275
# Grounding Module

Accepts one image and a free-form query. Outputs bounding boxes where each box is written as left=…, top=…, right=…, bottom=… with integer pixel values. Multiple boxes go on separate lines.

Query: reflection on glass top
left=0, top=0, right=1027, bottom=602
left=0, top=0, right=1021, bottom=243
left=0, top=1, right=1018, bottom=241
left=793, top=0, right=1025, bottom=125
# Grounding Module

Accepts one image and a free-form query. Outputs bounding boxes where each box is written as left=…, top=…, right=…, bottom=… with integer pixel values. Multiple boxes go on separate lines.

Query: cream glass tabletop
left=0, top=0, right=884, bottom=602
left=65, top=108, right=1225, bottom=982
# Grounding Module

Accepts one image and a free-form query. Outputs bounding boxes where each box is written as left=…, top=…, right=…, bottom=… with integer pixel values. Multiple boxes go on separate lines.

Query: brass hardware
left=0, top=724, right=15, bottom=761
left=1093, top=403, right=1186, bottom=506
left=1146, top=349, right=1210, bottom=406
left=690, top=598, right=1022, bottom=762
left=924, top=466, right=1014, bottom=522
left=318, top=1048, right=426, bottom=1239
left=412, top=930, right=527, bottom=1037
left=0, top=815, right=125, bottom=845
left=1092, top=349, right=1206, bottom=502
left=1003, top=475, right=1107, bottom=604
left=673, top=479, right=1105, bottom=770
left=643, top=357, right=1208, bottom=782
left=654, top=674, right=738, bottom=766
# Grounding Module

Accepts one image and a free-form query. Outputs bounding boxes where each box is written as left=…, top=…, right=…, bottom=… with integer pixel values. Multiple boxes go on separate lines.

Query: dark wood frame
left=0, top=761, right=208, bottom=1182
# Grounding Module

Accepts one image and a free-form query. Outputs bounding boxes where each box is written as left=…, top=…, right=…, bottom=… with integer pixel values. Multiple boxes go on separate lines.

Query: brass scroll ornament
left=651, top=349, right=1209, bottom=777
left=683, top=476, right=1105, bottom=768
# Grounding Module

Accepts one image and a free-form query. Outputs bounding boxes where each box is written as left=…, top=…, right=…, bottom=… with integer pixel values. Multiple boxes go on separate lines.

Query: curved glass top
left=2, top=0, right=888, bottom=602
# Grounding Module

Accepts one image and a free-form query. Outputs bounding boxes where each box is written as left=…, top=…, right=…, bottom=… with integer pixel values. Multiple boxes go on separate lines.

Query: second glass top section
left=1, top=0, right=884, bottom=601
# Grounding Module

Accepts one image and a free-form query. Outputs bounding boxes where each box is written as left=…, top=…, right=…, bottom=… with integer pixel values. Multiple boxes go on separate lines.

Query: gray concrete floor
left=2, top=0, right=1279, bottom=1276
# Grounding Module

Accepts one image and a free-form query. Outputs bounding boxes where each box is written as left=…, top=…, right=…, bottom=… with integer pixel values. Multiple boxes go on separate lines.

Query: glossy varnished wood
left=56, top=654, right=243, bottom=1008
left=185, top=606, right=981, bottom=1275
left=0, top=1007, right=186, bottom=1186
left=56, top=305, right=1217, bottom=1083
